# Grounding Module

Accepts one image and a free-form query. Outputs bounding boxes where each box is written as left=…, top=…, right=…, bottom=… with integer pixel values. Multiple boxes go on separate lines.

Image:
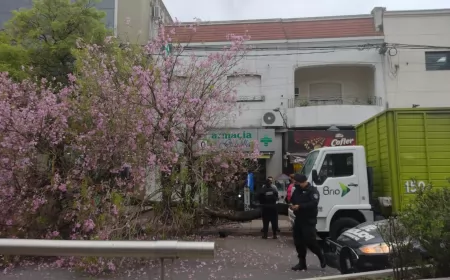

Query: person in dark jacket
left=258, top=178, right=279, bottom=239
left=290, top=174, right=326, bottom=271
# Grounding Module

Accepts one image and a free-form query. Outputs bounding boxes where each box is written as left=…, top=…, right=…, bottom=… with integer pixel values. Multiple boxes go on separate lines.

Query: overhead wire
left=168, top=42, right=450, bottom=57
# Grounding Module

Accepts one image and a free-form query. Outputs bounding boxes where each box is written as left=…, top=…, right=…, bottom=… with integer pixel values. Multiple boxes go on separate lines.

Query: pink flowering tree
left=0, top=22, right=259, bottom=253
left=72, top=26, right=260, bottom=231
left=0, top=75, right=75, bottom=239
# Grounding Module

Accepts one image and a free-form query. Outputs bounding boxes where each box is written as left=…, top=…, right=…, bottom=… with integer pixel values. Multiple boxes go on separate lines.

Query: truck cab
left=288, top=145, right=374, bottom=240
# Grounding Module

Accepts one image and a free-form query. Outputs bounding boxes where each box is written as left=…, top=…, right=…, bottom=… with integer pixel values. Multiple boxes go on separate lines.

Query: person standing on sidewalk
left=285, top=174, right=295, bottom=203
left=258, top=177, right=279, bottom=239
left=290, top=174, right=326, bottom=271
left=260, top=176, right=280, bottom=234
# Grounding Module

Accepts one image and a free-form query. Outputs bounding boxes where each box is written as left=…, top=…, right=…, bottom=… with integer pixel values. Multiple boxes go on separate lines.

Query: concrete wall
left=117, top=0, right=172, bottom=44
left=183, top=36, right=386, bottom=178
left=295, top=65, right=375, bottom=102
left=383, top=10, right=450, bottom=108
left=266, top=133, right=283, bottom=178
left=287, top=105, right=384, bottom=127
left=186, top=37, right=386, bottom=128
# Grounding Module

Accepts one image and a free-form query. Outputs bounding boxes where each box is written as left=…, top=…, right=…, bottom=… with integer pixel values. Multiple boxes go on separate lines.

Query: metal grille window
left=309, top=82, right=342, bottom=105
left=425, top=51, right=450, bottom=71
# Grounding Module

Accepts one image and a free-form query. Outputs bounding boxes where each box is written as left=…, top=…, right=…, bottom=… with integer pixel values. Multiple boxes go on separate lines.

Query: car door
left=313, top=150, right=360, bottom=219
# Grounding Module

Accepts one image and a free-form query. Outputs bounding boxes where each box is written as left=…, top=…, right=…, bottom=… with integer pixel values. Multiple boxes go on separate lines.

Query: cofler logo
left=330, top=133, right=355, bottom=146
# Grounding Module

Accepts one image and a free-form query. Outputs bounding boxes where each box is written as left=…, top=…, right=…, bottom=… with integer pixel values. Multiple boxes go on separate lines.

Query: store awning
left=288, top=153, right=308, bottom=164
left=258, top=152, right=273, bottom=159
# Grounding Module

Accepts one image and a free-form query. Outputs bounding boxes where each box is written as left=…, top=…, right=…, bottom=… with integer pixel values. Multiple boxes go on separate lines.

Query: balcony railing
left=288, top=96, right=383, bottom=108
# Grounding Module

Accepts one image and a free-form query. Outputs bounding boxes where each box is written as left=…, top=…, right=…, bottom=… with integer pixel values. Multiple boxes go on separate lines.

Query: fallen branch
left=203, top=207, right=261, bottom=222
left=127, top=197, right=180, bottom=207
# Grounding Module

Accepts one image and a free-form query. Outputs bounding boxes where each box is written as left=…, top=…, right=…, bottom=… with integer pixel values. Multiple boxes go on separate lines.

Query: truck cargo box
left=356, top=108, right=450, bottom=214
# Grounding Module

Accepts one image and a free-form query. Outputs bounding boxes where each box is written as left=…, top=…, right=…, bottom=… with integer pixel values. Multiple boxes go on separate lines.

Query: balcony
left=287, top=65, right=385, bottom=127
left=288, top=96, right=383, bottom=107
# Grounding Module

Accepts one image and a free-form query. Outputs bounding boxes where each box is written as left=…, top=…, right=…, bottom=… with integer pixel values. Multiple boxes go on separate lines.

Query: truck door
left=315, top=150, right=359, bottom=218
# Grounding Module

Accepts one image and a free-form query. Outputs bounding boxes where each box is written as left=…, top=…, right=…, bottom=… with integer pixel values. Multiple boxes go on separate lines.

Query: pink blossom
left=83, top=219, right=95, bottom=232
left=0, top=23, right=258, bottom=275
left=107, top=261, right=116, bottom=271
left=58, top=184, right=67, bottom=192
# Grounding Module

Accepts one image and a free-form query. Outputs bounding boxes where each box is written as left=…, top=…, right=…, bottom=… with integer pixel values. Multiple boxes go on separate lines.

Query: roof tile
left=169, top=18, right=382, bottom=43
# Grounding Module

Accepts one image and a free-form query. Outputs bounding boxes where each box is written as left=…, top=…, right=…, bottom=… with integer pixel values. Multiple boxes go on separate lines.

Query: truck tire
left=330, top=217, right=360, bottom=241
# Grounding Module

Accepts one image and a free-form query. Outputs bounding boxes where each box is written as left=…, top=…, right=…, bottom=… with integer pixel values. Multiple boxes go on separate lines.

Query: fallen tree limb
left=203, top=207, right=262, bottom=222
left=203, top=204, right=289, bottom=221
left=127, top=197, right=180, bottom=207
left=129, top=196, right=290, bottom=222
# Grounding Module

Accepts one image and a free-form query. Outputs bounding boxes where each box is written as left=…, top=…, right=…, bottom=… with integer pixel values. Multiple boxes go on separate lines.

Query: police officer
left=290, top=174, right=326, bottom=271
left=258, top=177, right=279, bottom=239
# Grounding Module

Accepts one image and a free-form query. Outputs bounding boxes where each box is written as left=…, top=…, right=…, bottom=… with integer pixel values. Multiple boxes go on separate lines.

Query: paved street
left=200, top=216, right=293, bottom=236
left=0, top=236, right=338, bottom=280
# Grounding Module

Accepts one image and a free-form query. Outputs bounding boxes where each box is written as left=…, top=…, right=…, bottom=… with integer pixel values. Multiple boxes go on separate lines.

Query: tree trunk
left=129, top=197, right=289, bottom=222
left=203, top=207, right=262, bottom=221
left=160, top=174, right=173, bottom=222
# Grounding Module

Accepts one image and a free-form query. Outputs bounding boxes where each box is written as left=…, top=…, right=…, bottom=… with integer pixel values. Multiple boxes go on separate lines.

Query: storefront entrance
left=286, top=129, right=356, bottom=174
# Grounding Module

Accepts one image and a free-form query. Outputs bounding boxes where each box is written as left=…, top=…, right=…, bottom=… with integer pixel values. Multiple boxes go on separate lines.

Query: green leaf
left=1, top=0, right=110, bottom=84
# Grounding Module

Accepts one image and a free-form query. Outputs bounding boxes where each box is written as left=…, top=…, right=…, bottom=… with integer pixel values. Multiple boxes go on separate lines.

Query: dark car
left=323, top=220, right=428, bottom=274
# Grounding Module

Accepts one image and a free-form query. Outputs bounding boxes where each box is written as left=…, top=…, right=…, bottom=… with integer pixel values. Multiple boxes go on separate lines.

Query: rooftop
left=169, top=14, right=382, bottom=43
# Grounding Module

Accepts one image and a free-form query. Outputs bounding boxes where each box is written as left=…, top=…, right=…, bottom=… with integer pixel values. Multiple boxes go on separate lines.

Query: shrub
left=399, top=185, right=450, bottom=278
left=380, top=181, right=450, bottom=279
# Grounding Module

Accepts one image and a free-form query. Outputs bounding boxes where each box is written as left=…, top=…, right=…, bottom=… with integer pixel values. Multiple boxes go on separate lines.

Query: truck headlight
left=359, top=243, right=390, bottom=254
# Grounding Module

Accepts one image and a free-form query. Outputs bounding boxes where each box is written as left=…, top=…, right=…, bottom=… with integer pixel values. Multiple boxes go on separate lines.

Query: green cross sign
left=260, top=135, right=272, bottom=147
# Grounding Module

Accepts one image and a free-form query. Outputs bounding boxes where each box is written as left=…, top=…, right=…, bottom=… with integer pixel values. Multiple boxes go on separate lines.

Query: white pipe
left=0, top=239, right=215, bottom=259
left=114, top=0, right=119, bottom=37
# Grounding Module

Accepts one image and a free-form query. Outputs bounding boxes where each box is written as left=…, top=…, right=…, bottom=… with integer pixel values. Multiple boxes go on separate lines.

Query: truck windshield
left=300, top=150, right=319, bottom=177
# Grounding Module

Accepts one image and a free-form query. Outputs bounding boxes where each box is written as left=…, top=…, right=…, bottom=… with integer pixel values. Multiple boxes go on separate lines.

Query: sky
left=163, top=0, right=450, bottom=22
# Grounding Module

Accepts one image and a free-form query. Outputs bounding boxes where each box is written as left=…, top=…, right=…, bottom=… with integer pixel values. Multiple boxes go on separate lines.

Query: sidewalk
left=199, top=216, right=292, bottom=237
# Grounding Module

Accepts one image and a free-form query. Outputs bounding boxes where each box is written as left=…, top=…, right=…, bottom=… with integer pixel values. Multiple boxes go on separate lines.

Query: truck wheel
left=330, top=217, right=360, bottom=241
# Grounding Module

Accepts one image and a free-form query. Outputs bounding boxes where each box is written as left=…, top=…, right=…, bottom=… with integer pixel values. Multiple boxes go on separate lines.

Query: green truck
left=357, top=107, right=450, bottom=215
left=288, top=108, right=450, bottom=239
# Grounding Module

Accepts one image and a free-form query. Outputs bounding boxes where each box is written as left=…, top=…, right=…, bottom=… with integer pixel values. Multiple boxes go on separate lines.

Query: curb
left=298, top=264, right=435, bottom=280
left=298, top=268, right=393, bottom=280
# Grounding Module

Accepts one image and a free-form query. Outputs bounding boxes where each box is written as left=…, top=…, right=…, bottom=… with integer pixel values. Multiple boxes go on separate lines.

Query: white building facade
left=377, top=8, right=450, bottom=108
left=172, top=14, right=386, bottom=182
left=117, top=0, right=172, bottom=44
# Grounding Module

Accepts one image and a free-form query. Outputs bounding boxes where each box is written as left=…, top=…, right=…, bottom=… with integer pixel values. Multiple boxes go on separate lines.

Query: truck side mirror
left=312, top=169, right=319, bottom=185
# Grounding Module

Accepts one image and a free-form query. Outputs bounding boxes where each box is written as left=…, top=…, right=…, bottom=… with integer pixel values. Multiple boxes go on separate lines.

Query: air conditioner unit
left=261, top=111, right=283, bottom=127
left=153, top=6, right=161, bottom=18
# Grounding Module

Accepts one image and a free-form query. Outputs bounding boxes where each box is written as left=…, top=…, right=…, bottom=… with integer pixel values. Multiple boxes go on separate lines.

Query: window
left=309, top=82, right=342, bottom=105
left=275, top=181, right=285, bottom=192
left=227, top=74, right=262, bottom=98
left=318, top=153, right=354, bottom=183
left=425, top=51, right=450, bottom=71
left=300, top=150, right=319, bottom=177
left=294, top=87, right=299, bottom=98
